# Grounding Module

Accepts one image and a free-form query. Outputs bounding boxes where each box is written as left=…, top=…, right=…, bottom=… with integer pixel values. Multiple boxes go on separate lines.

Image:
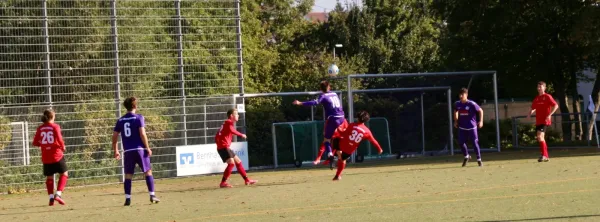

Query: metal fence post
left=175, top=0, right=188, bottom=145
left=447, top=89, right=454, bottom=156
left=493, top=72, right=501, bottom=152
left=512, top=117, right=518, bottom=149
left=109, top=0, right=124, bottom=183
left=421, top=93, right=426, bottom=155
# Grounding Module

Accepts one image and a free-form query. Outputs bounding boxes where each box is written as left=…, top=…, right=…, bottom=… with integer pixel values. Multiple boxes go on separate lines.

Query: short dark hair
left=356, top=111, right=370, bottom=123
left=319, top=80, right=330, bottom=92
left=538, top=81, right=546, bottom=87
left=227, top=108, right=237, bottom=118
left=123, top=97, right=137, bottom=111
left=41, top=109, right=55, bottom=123
left=459, top=88, right=468, bottom=95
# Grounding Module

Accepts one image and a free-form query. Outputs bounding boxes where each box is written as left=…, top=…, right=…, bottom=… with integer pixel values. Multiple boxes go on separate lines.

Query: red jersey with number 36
left=339, top=123, right=383, bottom=154
left=215, top=119, right=244, bottom=149
left=531, top=93, right=557, bottom=125
left=32, top=123, right=65, bottom=164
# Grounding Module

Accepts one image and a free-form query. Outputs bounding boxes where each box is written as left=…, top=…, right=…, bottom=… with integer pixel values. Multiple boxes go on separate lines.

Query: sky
left=312, top=0, right=362, bottom=12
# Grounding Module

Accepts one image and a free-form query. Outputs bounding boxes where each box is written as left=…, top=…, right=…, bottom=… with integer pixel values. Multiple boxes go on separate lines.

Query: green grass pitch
left=2, top=149, right=600, bottom=222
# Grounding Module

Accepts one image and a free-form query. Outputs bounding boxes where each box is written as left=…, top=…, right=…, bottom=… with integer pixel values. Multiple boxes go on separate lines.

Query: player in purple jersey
left=293, top=80, right=347, bottom=169
left=454, top=88, right=484, bottom=167
left=112, top=97, right=160, bottom=206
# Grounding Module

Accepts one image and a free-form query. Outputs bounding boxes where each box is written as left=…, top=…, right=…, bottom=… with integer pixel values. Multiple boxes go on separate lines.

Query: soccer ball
left=327, top=64, right=339, bottom=76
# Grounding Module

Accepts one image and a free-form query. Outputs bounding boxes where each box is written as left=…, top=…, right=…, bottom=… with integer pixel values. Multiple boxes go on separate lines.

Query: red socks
left=57, top=175, right=68, bottom=192
left=46, top=178, right=54, bottom=195
left=335, top=161, right=345, bottom=178
left=222, top=164, right=234, bottom=183
left=235, top=162, right=249, bottom=182
left=539, top=141, right=549, bottom=157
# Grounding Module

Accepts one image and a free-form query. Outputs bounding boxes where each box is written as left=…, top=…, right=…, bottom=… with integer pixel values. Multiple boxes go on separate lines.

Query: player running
left=33, top=109, right=68, bottom=206
left=112, top=97, right=160, bottom=206
left=454, top=88, right=484, bottom=167
left=293, top=80, right=348, bottom=168
left=216, top=108, right=257, bottom=188
left=332, top=111, right=383, bottom=180
left=527, top=81, right=558, bottom=162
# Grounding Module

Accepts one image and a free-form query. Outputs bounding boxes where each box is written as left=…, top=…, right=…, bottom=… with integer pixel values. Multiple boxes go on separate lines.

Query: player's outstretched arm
left=293, top=99, right=318, bottom=106
left=368, top=136, right=383, bottom=154
left=111, top=131, right=120, bottom=160
left=229, top=122, right=247, bottom=139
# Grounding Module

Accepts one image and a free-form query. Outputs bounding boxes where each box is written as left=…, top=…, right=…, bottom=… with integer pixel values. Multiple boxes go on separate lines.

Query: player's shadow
left=478, top=214, right=600, bottom=222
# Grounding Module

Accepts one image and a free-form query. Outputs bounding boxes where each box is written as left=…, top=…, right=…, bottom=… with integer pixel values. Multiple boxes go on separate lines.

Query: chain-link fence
left=0, top=0, right=243, bottom=193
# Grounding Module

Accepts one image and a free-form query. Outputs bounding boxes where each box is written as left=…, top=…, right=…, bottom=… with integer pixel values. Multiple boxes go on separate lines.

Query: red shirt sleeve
left=547, top=94, right=557, bottom=107
left=54, top=124, right=65, bottom=150
left=32, top=126, right=42, bottom=147
left=228, top=121, right=244, bottom=137
left=367, top=133, right=383, bottom=153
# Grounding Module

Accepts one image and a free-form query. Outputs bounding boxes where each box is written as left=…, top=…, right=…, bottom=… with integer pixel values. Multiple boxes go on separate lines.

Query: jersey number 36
left=349, top=130, right=363, bottom=143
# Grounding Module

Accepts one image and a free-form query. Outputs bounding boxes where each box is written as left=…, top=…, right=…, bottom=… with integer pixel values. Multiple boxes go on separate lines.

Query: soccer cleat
left=332, top=176, right=341, bottom=181
left=54, top=195, right=66, bottom=205
left=542, top=157, right=550, bottom=162
left=124, top=198, right=131, bottom=206
left=328, top=156, right=335, bottom=170
left=49, top=197, right=55, bottom=206
left=245, top=179, right=257, bottom=185
left=462, top=155, right=471, bottom=167
left=150, top=195, right=160, bottom=204
left=477, top=160, right=483, bottom=167
left=220, top=182, right=233, bottom=188
left=537, top=156, right=544, bottom=162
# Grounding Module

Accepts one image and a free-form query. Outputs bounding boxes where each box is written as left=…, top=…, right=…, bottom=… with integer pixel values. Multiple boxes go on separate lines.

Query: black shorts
left=332, top=138, right=340, bottom=150
left=43, top=158, right=68, bottom=176
left=535, top=124, right=547, bottom=132
left=340, top=151, right=352, bottom=161
left=217, top=148, right=236, bottom=163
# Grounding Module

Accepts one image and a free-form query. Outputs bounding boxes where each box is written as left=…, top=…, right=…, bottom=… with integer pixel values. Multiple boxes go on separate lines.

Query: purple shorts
left=458, top=129, right=479, bottom=144
left=324, top=116, right=346, bottom=139
left=124, top=149, right=151, bottom=175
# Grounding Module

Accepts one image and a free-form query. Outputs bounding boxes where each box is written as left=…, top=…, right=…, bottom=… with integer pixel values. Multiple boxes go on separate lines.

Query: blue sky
left=312, top=0, right=362, bottom=12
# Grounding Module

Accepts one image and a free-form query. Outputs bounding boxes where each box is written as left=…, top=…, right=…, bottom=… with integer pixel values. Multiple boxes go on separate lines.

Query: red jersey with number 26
left=339, top=123, right=383, bottom=154
left=215, top=119, right=244, bottom=149
left=531, top=93, right=557, bottom=125
left=32, top=123, right=65, bottom=164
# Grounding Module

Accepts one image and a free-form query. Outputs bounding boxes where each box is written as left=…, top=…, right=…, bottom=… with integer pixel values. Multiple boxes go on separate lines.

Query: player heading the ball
left=215, top=108, right=257, bottom=188
left=112, top=97, right=160, bottom=206
left=454, top=88, right=484, bottom=167
left=33, top=109, right=68, bottom=206
left=527, top=81, right=558, bottom=162
left=333, top=111, right=383, bottom=180
left=293, top=80, right=348, bottom=169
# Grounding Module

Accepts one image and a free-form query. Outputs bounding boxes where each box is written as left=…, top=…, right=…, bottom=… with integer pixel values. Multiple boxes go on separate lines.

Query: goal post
left=346, top=71, right=501, bottom=154
left=348, top=86, right=453, bottom=162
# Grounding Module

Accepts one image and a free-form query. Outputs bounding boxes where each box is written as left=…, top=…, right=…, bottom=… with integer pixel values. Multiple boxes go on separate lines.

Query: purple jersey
left=114, top=113, right=146, bottom=152
left=455, top=100, right=481, bottom=129
left=302, top=92, right=345, bottom=118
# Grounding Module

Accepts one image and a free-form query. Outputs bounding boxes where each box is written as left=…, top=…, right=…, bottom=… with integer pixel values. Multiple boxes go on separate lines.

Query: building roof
left=305, top=12, right=328, bottom=23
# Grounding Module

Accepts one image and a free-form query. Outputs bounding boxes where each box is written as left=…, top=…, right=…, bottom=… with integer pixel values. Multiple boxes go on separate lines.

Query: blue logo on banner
left=180, top=153, right=194, bottom=165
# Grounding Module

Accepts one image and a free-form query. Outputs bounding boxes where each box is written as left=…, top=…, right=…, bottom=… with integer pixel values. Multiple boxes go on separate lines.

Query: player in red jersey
left=333, top=111, right=383, bottom=180
left=527, top=81, right=558, bottom=162
left=215, top=108, right=257, bottom=188
left=313, top=121, right=348, bottom=166
left=32, top=109, right=68, bottom=206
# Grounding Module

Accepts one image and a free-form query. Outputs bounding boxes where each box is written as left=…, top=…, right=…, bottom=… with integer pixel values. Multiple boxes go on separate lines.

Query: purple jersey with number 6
left=114, top=113, right=146, bottom=151
left=303, top=92, right=345, bottom=118
left=455, top=100, right=481, bottom=130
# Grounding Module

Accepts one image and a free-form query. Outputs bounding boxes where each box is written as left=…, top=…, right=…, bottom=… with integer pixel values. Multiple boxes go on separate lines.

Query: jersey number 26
left=41, top=131, right=55, bottom=144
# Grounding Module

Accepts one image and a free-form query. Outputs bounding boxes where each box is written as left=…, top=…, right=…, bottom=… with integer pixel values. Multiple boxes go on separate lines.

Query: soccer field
left=2, top=149, right=600, bottom=222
